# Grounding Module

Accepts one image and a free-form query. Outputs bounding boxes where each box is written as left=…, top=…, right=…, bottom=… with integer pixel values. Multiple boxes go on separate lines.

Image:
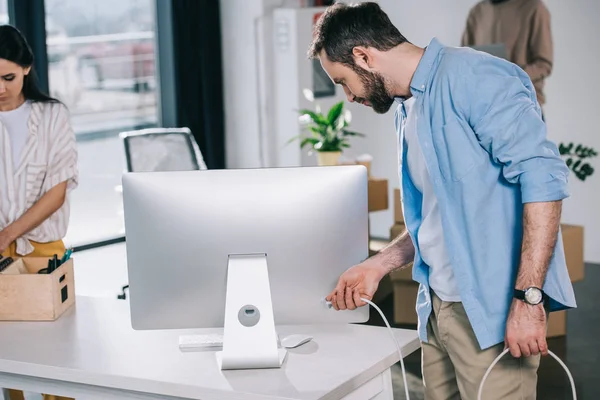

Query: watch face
left=525, top=288, right=543, bottom=304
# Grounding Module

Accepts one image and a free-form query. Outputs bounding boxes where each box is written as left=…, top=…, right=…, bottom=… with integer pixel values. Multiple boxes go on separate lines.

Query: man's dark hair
left=308, top=2, right=408, bottom=67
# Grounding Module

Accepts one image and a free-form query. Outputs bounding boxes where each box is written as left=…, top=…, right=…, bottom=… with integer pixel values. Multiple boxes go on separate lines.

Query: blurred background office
left=1, top=0, right=598, bottom=399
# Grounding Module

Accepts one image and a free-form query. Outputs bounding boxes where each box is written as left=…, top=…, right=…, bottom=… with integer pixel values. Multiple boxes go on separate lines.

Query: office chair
left=120, top=127, right=207, bottom=173
left=116, top=127, right=207, bottom=300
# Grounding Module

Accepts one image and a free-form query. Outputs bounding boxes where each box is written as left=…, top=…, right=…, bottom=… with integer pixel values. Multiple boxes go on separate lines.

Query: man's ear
left=352, top=46, right=373, bottom=70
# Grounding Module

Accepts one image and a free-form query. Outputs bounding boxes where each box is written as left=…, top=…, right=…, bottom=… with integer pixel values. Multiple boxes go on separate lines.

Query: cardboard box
left=391, top=285, right=568, bottom=337
left=390, top=262, right=417, bottom=325
left=385, top=223, right=581, bottom=334
left=392, top=281, right=419, bottom=325
left=0, top=258, right=75, bottom=321
left=561, top=224, right=584, bottom=282
left=546, top=223, right=581, bottom=338
left=391, top=285, right=568, bottom=336
left=372, top=274, right=393, bottom=303
left=388, top=222, right=583, bottom=281
left=390, top=222, right=406, bottom=240
left=547, top=310, right=566, bottom=338
left=390, top=261, right=413, bottom=282
left=393, top=188, right=404, bottom=223
left=389, top=261, right=568, bottom=336
left=367, top=238, right=394, bottom=303
left=368, top=178, right=388, bottom=212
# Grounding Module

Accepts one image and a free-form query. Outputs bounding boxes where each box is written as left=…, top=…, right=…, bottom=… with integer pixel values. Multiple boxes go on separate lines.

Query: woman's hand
left=0, top=182, right=68, bottom=254
left=0, top=228, right=16, bottom=255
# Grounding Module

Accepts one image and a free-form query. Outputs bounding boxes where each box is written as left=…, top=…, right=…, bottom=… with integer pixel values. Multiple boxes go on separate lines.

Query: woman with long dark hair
left=0, top=25, right=78, bottom=400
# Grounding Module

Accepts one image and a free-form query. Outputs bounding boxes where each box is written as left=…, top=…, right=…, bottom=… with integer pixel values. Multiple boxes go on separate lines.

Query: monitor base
left=216, top=348, right=288, bottom=370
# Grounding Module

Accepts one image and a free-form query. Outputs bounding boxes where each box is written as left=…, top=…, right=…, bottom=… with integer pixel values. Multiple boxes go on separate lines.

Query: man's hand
left=326, top=261, right=387, bottom=311
left=505, top=299, right=548, bottom=358
left=326, top=228, right=415, bottom=311
left=0, top=229, right=15, bottom=255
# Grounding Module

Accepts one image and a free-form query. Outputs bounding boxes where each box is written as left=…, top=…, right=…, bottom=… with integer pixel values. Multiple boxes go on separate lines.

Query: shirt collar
left=410, top=37, right=444, bottom=94
left=395, top=37, right=445, bottom=105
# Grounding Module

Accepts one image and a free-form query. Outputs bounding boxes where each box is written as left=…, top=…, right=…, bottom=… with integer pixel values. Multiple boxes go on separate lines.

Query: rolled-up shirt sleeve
left=46, top=103, right=79, bottom=192
left=460, top=64, right=569, bottom=203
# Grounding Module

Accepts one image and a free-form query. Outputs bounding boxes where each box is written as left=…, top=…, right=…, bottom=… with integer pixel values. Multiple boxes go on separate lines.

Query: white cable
left=329, top=297, right=576, bottom=400
left=360, top=297, right=411, bottom=400
left=477, top=347, right=577, bottom=400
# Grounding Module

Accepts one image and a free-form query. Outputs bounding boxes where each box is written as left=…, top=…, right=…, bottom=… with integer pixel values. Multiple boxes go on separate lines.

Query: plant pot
left=317, top=151, right=342, bottom=166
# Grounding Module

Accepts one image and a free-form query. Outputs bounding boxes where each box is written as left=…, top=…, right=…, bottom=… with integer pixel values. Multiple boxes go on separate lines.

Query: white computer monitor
left=122, top=166, right=370, bottom=369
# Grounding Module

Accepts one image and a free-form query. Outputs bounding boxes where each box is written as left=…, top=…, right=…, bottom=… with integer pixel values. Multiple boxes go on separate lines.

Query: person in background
left=0, top=25, right=78, bottom=400
left=461, top=0, right=553, bottom=110
left=310, top=2, right=575, bottom=399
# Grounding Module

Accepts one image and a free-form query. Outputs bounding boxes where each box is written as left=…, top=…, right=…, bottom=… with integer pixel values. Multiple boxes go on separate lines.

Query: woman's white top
left=0, top=100, right=32, bottom=170
left=0, top=101, right=78, bottom=255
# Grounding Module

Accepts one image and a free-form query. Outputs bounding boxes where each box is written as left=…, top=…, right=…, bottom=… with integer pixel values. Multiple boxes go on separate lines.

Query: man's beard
left=354, top=68, right=395, bottom=114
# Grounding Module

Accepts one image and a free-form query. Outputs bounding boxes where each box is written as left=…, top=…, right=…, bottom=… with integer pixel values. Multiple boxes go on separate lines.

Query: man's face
left=319, top=51, right=395, bottom=114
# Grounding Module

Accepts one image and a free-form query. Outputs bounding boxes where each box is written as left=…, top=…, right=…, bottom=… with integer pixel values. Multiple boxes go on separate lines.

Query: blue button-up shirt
left=395, top=38, right=577, bottom=350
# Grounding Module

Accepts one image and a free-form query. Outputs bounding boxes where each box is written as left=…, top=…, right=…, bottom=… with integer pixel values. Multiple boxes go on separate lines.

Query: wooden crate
left=0, top=257, right=75, bottom=321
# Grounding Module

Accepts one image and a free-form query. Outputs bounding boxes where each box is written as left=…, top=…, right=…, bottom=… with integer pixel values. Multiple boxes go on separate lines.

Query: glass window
left=0, top=0, right=7, bottom=24
left=45, top=0, right=158, bottom=246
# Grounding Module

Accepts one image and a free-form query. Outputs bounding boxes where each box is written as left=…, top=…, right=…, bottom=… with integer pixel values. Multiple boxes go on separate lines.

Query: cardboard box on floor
left=368, top=178, right=388, bottom=212
left=561, top=224, right=584, bottom=282
left=389, top=223, right=584, bottom=282
left=393, top=188, right=404, bottom=223
left=390, top=264, right=567, bottom=336
left=390, top=262, right=418, bottom=325
left=387, top=222, right=583, bottom=337
left=390, top=222, right=405, bottom=240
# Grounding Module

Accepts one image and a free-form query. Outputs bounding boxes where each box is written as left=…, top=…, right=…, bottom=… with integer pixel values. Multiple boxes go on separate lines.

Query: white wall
left=543, top=0, right=600, bottom=263
left=220, top=0, right=303, bottom=169
left=221, top=0, right=600, bottom=263
left=220, top=0, right=265, bottom=169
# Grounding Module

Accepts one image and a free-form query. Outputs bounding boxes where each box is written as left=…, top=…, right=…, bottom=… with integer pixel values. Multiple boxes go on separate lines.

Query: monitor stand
left=215, top=253, right=287, bottom=370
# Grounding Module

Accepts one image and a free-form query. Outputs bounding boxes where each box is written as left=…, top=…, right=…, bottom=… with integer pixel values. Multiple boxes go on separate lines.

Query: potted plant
left=559, top=142, right=597, bottom=181
left=289, top=89, right=365, bottom=166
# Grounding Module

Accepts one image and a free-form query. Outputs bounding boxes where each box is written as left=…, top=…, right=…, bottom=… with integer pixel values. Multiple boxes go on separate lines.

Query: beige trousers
left=422, top=292, right=540, bottom=400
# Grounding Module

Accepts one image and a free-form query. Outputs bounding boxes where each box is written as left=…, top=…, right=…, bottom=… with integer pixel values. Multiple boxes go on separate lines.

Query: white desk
left=0, top=297, right=420, bottom=400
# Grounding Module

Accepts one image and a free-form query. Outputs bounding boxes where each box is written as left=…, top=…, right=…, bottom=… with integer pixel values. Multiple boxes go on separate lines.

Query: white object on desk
left=179, top=333, right=224, bottom=351
left=179, top=333, right=284, bottom=352
left=281, top=334, right=313, bottom=349
left=0, top=296, right=420, bottom=400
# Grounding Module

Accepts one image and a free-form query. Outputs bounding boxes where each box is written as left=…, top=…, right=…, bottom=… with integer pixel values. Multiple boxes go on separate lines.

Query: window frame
left=8, top=0, right=50, bottom=94
left=6, top=0, right=175, bottom=251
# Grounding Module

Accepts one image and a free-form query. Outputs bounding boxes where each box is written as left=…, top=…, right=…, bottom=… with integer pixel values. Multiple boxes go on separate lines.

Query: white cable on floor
left=360, top=297, right=411, bottom=400
left=329, top=297, right=576, bottom=400
left=477, top=347, right=577, bottom=400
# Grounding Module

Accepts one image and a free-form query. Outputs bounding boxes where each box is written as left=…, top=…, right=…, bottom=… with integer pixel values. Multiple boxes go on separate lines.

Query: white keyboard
left=179, top=334, right=224, bottom=351
left=178, top=333, right=282, bottom=352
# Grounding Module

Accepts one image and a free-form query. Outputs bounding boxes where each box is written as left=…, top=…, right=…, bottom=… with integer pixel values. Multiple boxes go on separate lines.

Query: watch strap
left=513, top=288, right=526, bottom=301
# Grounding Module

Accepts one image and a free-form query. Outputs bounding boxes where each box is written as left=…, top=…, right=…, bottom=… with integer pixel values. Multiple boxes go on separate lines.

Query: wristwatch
left=514, top=287, right=547, bottom=305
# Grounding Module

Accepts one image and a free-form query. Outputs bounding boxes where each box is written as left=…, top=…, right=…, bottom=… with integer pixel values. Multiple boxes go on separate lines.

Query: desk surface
left=0, top=297, right=419, bottom=400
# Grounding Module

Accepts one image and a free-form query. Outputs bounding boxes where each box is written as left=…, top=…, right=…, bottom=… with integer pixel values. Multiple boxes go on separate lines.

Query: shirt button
left=421, top=85, right=425, bottom=89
